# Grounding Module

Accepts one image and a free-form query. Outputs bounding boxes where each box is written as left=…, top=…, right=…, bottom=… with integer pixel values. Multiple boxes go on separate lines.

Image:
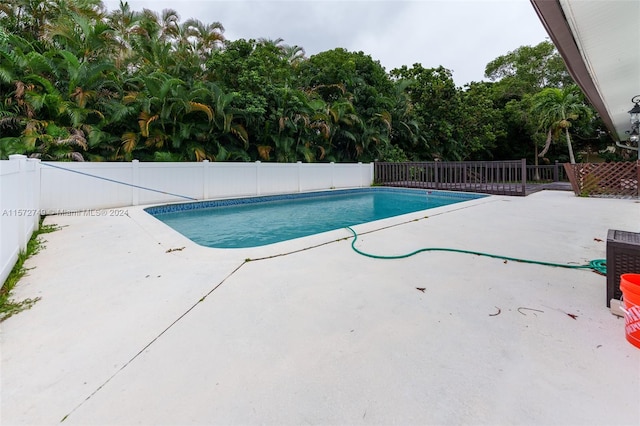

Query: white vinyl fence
left=39, top=160, right=373, bottom=211
left=1, top=158, right=373, bottom=286
left=1, top=155, right=41, bottom=286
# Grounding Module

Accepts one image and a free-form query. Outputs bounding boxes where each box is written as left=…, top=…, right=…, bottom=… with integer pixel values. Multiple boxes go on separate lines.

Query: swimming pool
left=146, top=188, right=486, bottom=249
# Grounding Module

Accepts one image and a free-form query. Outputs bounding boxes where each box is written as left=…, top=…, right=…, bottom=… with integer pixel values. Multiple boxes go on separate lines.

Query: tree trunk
left=538, top=129, right=552, bottom=157
left=534, top=141, right=540, bottom=181
left=565, top=127, right=576, bottom=164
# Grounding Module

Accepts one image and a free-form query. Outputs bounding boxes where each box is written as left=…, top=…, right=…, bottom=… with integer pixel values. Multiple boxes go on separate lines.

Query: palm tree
left=261, top=86, right=319, bottom=162
left=181, top=18, right=225, bottom=59
left=308, top=99, right=362, bottom=161
left=0, top=0, right=59, bottom=43
left=206, top=84, right=249, bottom=160
left=119, top=71, right=189, bottom=156
left=388, top=79, right=424, bottom=160
left=138, top=8, right=180, bottom=43
left=530, top=85, right=592, bottom=164
left=257, top=38, right=306, bottom=68
left=106, top=1, right=145, bottom=70
left=281, top=44, right=306, bottom=66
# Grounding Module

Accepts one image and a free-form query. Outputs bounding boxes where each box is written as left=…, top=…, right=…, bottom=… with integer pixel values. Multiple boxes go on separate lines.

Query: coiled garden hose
left=346, top=227, right=607, bottom=275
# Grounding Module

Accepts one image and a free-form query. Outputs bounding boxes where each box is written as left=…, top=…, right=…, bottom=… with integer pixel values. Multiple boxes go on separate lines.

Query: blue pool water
left=146, top=188, right=485, bottom=248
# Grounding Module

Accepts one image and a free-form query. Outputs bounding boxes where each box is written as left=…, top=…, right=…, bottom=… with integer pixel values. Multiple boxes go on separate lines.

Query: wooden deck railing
left=526, top=161, right=567, bottom=183
left=374, top=160, right=528, bottom=196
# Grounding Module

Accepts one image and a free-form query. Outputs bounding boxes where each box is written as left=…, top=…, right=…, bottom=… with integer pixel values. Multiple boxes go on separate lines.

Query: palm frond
left=23, top=52, right=53, bottom=75
left=188, top=101, right=213, bottom=121
left=69, top=151, right=85, bottom=162
left=257, top=145, right=272, bottom=161
left=193, top=146, right=207, bottom=162
left=121, top=132, right=138, bottom=153
left=230, top=123, right=249, bottom=148
left=138, top=111, right=158, bottom=137
left=0, top=65, right=13, bottom=84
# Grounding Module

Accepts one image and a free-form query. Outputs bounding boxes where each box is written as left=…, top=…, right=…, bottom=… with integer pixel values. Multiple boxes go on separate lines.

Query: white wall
left=1, top=159, right=373, bottom=287
left=0, top=156, right=41, bottom=286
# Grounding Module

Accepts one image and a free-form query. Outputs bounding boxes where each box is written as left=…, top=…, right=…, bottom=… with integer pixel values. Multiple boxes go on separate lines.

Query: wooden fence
left=526, top=161, right=567, bottom=183
left=374, top=160, right=528, bottom=196
left=564, top=161, right=640, bottom=197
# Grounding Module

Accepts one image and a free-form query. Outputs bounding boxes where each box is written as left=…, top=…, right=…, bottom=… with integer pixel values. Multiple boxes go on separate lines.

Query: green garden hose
left=346, top=227, right=607, bottom=275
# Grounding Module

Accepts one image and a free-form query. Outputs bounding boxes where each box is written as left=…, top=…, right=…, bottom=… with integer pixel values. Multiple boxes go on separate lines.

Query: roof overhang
left=530, top=0, right=640, bottom=141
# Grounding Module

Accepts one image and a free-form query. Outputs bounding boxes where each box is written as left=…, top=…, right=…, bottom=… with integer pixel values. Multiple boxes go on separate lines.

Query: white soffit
left=559, top=0, right=640, bottom=140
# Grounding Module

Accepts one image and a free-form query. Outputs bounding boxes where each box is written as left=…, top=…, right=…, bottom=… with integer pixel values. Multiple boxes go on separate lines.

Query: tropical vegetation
left=0, top=0, right=621, bottom=164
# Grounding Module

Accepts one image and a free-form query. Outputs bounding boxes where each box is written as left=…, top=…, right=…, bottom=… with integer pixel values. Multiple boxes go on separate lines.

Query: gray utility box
left=606, top=229, right=640, bottom=307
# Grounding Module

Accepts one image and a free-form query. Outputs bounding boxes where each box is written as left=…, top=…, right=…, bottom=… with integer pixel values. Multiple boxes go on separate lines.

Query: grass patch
left=0, top=221, right=59, bottom=322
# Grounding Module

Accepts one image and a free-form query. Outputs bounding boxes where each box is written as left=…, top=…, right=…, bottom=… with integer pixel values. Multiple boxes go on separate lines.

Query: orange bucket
left=620, top=273, right=640, bottom=349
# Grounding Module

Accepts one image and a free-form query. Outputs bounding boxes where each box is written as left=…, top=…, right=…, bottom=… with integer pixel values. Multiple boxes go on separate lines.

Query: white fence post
left=29, top=157, right=41, bottom=232
left=202, top=160, right=209, bottom=200
left=255, top=161, right=261, bottom=195
left=9, top=155, right=28, bottom=251
left=297, top=161, right=302, bottom=193
left=330, top=162, right=335, bottom=189
left=131, top=159, right=140, bottom=206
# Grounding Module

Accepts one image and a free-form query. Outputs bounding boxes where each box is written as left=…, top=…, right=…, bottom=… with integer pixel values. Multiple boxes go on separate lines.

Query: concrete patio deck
left=1, top=190, right=639, bottom=425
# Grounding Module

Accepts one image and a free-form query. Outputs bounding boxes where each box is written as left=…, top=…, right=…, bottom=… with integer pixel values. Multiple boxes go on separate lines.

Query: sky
left=101, top=0, right=551, bottom=87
